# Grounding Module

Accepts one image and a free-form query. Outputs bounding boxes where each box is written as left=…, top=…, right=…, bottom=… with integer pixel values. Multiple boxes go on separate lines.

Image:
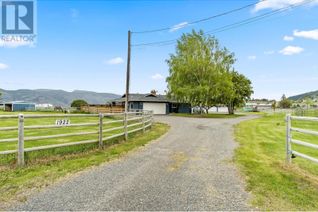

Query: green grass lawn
left=0, top=122, right=169, bottom=209
left=171, top=113, right=244, bottom=118
left=235, top=113, right=318, bottom=210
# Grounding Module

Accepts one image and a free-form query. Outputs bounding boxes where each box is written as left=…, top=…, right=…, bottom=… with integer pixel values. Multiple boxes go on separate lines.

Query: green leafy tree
left=166, top=30, right=252, bottom=114
left=71, top=99, right=88, bottom=109
left=166, top=30, right=236, bottom=114
left=279, top=94, right=292, bottom=108
left=226, top=71, right=253, bottom=114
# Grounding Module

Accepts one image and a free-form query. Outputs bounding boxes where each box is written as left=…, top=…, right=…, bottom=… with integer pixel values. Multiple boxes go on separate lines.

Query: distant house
left=244, top=102, right=272, bottom=112
left=36, top=103, right=54, bottom=109
left=4, top=101, right=36, bottom=112
left=113, top=93, right=191, bottom=115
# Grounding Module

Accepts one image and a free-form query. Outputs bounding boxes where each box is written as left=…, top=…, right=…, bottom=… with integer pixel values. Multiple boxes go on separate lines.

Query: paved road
left=14, top=115, right=257, bottom=211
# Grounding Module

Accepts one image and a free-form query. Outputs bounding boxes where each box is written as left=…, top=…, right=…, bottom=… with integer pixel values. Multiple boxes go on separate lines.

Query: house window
left=172, top=103, right=178, bottom=108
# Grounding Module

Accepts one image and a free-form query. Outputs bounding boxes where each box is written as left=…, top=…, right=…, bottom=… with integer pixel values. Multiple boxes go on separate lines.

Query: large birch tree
left=166, top=30, right=253, bottom=114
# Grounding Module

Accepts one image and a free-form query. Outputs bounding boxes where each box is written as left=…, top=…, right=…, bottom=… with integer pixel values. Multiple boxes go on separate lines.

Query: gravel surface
left=13, top=115, right=258, bottom=211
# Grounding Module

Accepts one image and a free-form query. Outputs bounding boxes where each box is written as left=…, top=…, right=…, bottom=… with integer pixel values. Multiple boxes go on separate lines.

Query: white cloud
left=0, top=63, right=8, bottom=70
left=283, top=35, right=294, bottom=41
left=170, top=22, right=188, bottom=32
left=105, top=57, right=124, bottom=65
left=151, top=73, right=164, bottom=80
left=264, top=50, right=275, bottom=55
left=279, top=45, right=304, bottom=55
left=293, top=29, right=318, bottom=40
left=253, top=0, right=318, bottom=12
left=248, top=55, right=257, bottom=60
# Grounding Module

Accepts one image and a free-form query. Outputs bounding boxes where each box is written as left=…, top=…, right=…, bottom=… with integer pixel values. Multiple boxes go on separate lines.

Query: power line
left=132, top=0, right=314, bottom=47
left=205, top=0, right=313, bottom=34
left=133, top=39, right=176, bottom=47
left=132, top=0, right=267, bottom=34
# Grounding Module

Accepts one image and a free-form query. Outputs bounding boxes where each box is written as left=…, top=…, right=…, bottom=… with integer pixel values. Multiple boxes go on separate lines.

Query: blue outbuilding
left=4, top=101, right=36, bottom=112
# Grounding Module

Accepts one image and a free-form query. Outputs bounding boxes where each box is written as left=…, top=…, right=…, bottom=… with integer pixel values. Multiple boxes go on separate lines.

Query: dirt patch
left=167, top=152, right=189, bottom=172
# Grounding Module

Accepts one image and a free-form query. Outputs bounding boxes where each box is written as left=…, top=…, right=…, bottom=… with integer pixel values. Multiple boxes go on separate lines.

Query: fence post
left=142, top=111, right=145, bottom=133
left=99, top=113, right=103, bottom=148
left=18, top=114, right=25, bottom=166
left=286, top=114, right=292, bottom=164
left=124, top=112, right=128, bottom=141
left=150, top=111, right=154, bottom=128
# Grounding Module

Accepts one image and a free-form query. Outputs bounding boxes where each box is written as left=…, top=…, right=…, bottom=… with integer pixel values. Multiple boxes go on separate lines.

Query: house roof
left=4, top=101, right=36, bottom=105
left=114, top=93, right=175, bottom=103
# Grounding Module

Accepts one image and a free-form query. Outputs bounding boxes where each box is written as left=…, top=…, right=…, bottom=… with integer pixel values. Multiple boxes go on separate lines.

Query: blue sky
left=1, top=0, right=318, bottom=100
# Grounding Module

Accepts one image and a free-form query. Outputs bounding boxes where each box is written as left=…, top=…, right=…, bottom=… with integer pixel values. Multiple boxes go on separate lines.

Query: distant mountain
left=289, top=90, right=318, bottom=101
left=0, top=89, right=121, bottom=107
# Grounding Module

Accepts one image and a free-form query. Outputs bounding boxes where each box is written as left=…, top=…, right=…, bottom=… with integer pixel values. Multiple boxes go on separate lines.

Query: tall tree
left=166, top=30, right=235, bottom=113
left=166, top=30, right=253, bottom=114
left=279, top=94, right=292, bottom=108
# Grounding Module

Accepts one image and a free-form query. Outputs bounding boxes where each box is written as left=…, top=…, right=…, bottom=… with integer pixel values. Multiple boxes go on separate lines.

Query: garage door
left=143, top=103, right=166, bottom=115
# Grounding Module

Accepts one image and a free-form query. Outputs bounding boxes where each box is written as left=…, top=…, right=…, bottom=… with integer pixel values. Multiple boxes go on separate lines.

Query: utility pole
left=125, top=30, right=131, bottom=113
left=124, top=30, right=131, bottom=141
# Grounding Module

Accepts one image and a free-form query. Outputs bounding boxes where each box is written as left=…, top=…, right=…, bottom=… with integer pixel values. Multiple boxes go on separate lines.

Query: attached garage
left=143, top=102, right=166, bottom=115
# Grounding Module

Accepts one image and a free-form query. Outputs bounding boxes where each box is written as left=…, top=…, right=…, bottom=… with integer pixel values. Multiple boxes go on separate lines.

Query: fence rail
left=0, top=110, right=153, bottom=166
left=286, top=114, right=318, bottom=164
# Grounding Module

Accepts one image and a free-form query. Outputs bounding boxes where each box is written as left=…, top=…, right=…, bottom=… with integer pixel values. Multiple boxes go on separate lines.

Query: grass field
left=0, top=122, right=169, bottom=209
left=0, top=111, right=150, bottom=165
left=170, top=113, right=244, bottom=118
left=235, top=113, right=318, bottom=210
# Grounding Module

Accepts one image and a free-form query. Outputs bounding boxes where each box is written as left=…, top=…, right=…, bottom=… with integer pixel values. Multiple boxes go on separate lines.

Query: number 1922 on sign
left=55, top=119, right=71, bottom=126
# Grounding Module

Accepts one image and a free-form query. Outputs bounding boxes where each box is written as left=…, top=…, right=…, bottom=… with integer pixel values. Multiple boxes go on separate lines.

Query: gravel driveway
left=14, top=115, right=257, bottom=211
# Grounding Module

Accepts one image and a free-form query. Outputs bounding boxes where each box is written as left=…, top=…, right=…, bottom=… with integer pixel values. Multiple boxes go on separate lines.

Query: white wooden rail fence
left=286, top=114, right=318, bottom=164
left=0, top=111, right=153, bottom=166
